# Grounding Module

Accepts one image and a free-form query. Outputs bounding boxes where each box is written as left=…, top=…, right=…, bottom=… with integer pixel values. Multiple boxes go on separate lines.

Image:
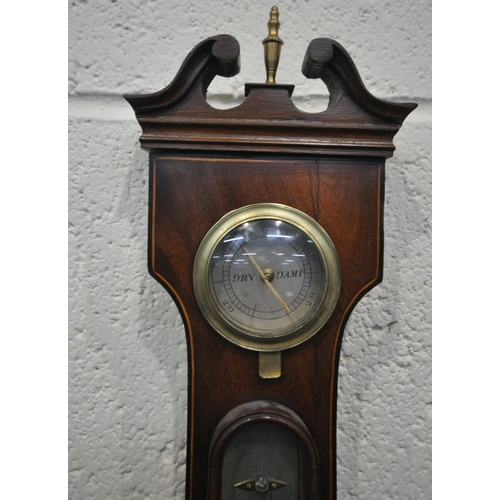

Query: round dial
left=193, top=204, right=341, bottom=351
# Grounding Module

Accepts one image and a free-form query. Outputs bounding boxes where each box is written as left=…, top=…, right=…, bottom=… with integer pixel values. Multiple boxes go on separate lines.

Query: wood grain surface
left=149, top=154, right=383, bottom=500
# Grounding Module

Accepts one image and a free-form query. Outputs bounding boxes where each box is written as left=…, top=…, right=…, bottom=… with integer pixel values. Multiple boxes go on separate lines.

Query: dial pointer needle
left=242, top=245, right=290, bottom=313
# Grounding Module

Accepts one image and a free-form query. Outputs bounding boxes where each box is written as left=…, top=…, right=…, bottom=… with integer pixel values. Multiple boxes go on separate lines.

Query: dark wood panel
left=149, top=155, right=383, bottom=500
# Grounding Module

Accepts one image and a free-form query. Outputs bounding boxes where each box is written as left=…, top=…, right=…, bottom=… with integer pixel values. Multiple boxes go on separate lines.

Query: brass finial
left=262, top=6, right=283, bottom=84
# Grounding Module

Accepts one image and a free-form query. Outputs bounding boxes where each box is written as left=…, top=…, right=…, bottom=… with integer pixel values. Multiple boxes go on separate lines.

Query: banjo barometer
left=125, top=7, right=416, bottom=500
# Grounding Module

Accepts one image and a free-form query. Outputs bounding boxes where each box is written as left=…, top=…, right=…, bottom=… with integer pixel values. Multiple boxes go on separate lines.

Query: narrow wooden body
left=125, top=34, right=416, bottom=500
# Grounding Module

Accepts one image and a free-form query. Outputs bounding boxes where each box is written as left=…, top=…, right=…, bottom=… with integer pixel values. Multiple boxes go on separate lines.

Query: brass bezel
left=193, top=203, right=341, bottom=351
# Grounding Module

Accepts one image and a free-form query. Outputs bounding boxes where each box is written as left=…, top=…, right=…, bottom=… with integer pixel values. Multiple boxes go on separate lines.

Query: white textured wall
left=69, top=1, right=431, bottom=498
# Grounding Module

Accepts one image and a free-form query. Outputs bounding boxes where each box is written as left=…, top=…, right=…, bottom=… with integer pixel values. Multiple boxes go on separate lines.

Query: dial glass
left=210, top=218, right=324, bottom=339
left=193, top=204, right=340, bottom=351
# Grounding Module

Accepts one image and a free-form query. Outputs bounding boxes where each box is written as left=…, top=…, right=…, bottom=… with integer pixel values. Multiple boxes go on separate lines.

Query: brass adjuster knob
left=234, top=474, right=287, bottom=493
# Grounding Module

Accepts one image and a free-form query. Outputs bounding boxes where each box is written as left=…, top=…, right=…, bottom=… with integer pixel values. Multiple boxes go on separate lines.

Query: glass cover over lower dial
left=193, top=204, right=341, bottom=351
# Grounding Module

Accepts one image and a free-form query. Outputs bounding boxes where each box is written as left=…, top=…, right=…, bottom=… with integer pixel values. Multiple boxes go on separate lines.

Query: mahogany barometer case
left=125, top=10, right=416, bottom=500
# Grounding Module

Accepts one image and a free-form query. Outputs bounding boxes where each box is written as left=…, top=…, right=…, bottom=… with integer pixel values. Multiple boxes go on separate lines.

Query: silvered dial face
left=193, top=204, right=341, bottom=351
left=210, top=219, right=324, bottom=339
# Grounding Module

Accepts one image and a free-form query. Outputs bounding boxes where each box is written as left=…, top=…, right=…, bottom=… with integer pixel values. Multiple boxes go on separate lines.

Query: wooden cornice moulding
left=125, top=35, right=417, bottom=157
left=124, top=35, right=241, bottom=113
left=302, top=38, right=417, bottom=124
